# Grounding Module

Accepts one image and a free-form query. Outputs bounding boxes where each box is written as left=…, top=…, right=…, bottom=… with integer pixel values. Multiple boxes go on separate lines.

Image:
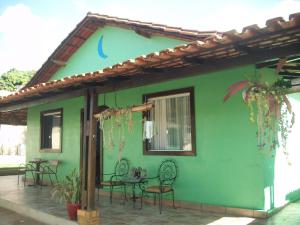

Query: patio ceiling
left=0, top=109, right=27, bottom=125
left=256, top=55, right=300, bottom=79
left=0, top=12, right=300, bottom=125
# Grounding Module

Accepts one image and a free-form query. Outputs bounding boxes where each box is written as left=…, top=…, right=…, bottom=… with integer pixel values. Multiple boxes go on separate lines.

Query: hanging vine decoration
left=224, top=72, right=295, bottom=155
left=94, top=103, right=154, bottom=158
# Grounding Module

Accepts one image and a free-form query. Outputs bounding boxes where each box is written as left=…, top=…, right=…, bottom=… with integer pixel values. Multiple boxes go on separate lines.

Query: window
left=143, top=87, right=195, bottom=156
left=40, top=109, right=63, bottom=152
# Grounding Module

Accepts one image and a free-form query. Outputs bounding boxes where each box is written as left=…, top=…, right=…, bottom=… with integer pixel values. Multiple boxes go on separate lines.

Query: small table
left=29, top=159, right=48, bottom=185
left=121, top=177, right=145, bottom=208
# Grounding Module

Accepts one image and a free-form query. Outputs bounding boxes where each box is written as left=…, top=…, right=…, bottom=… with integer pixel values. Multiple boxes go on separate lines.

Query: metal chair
left=97, top=158, right=129, bottom=203
left=139, top=159, right=178, bottom=214
left=36, top=160, right=59, bottom=187
left=17, top=163, right=36, bottom=186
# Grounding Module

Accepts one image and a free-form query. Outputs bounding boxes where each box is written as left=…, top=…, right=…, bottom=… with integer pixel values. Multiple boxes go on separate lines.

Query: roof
left=26, top=13, right=220, bottom=88
left=1, top=12, right=300, bottom=113
left=0, top=109, right=27, bottom=125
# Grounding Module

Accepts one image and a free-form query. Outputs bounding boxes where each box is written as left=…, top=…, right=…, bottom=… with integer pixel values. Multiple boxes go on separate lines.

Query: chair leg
left=122, top=185, right=127, bottom=202
left=40, top=173, right=44, bottom=188
left=140, top=190, right=144, bottom=209
left=55, top=174, right=58, bottom=183
left=97, top=186, right=100, bottom=201
left=154, top=193, right=156, bottom=205
left=124, top=185, right=127, bottom=200
left=17, top=171, right=20, bottom=185
left=49, top=174, right=53, bottom=185
left=31, top=172, right=36, bottom=186
left=172, top=190, right=176, bottom=209
left=24, top=172, right=26, bottom=186
left=109, top=186, right=113, bottom=204
left=159, top=193, right=162, bottom=214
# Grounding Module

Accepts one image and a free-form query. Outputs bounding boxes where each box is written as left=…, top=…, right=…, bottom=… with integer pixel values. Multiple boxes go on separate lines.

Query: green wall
left=50, top=26, right=185, bottom=80
left=26, top=65, right=300, bottom=211
left=26, top=97, right=83, bottom=180
left=99, top=65, right=265, bottom=210
left=26, top=23, right=300, bottom=211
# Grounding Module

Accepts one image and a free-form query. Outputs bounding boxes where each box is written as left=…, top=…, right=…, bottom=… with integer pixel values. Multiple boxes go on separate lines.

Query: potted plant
left=52, top=169, right=81, bottom=220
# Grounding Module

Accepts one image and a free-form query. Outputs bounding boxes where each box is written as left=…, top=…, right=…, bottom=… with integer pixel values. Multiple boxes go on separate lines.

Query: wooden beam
left=94, top=43, right=300, bottom=95
left=256, top=55, right=300, bottom=69
left=256, top=59, right=279, bottom=69
left=281, top=65, right=300, bottom=70
left=279, top=71, right=300, bottom=76
left=140, top=67, right=165, bottom=74
left=181, top=56, right=205, bottom=64
left=107, top=76, right=132, bottom=81
left=51, top=59, right=67, bottom=66
left=134, top=28, right=152, bottom=38
left=282, top=75, right=300, bottom=79
left=234, top=44, right=253, bottom=54
left=94, top=102, right=154, bottom=119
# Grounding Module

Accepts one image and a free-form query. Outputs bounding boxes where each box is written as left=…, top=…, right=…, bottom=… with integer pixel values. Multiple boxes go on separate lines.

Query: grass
left=0, top=164, right=20, bottom=168
left=0, top=155, right=25, bottom=168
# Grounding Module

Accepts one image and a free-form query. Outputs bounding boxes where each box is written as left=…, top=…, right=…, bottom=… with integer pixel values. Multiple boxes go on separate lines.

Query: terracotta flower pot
left=66, top=203, right=81, bottom=220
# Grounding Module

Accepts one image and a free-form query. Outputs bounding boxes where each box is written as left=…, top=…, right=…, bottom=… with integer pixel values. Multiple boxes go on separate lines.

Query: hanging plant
left=224, top=73, right=295, bottom=154
left=94, top=103, right=154, bottom=158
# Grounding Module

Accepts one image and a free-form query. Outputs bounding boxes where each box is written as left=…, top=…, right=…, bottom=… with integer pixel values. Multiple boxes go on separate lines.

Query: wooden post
left=79, top=88, right=100, bottom=225
left=87, top=88, right=97, bottom=210
left=81, top=90, right=89, bottom=209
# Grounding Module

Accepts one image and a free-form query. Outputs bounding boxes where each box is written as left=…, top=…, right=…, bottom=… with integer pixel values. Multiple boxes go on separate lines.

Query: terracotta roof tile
left=1, top=12, right=300, bottom=107
left=25, top=13, right=220, bottom=88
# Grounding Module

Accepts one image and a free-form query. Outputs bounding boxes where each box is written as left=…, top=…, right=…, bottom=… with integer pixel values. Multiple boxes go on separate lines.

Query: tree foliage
left=0, top=68, right=35, bottom=91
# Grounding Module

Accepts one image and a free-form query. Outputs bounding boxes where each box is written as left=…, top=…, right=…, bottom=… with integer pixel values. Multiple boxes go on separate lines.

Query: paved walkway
left=263, top=201, right=300, bottom=225
left=0, top=207, right=46, bottom=225
left=0, top=175, right=299, bottom=225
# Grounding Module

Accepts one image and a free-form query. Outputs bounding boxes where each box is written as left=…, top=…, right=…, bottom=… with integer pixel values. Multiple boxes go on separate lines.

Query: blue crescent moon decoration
left=98, top=35, right=108, bottom=59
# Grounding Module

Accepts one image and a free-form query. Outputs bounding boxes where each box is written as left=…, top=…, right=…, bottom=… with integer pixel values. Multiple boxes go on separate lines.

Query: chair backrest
left=48, top=160, right=59, bottom=172
left=114, top=158, right=129, bottom=176
left=32, top=158, right=41, bottom=162
left=158, top=159, right=178, bottom=185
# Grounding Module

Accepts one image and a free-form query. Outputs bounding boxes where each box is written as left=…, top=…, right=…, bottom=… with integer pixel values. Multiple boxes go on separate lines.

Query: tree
left=0, top=69, right=35, bottom=91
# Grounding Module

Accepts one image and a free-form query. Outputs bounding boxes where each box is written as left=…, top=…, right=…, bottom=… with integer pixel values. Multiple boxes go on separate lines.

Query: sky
left=0, top=0, right=300, bottom=74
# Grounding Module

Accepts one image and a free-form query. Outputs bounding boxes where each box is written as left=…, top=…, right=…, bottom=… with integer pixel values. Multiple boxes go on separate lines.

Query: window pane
left=41, top=110, right=62, bottom=150
left=147, top=92, right=191, bottom=151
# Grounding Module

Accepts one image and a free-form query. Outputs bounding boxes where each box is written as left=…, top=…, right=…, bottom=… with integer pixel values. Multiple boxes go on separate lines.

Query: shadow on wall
left=265, top=93, right=300, bottom=211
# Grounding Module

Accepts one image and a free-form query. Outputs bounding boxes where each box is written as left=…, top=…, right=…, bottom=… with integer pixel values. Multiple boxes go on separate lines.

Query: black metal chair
left=97, top=158, right=129, bottom=203
left=17, top=163, right=36, bottom=186
left=36, top=160, right=59, bottom=187
left=139, top=159, right=178, bottom=214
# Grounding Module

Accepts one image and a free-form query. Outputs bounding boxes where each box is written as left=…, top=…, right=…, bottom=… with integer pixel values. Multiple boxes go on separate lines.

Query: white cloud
left=0, top=4, right=63, bottom=74
left=94, top=0, right=300, bottom=32
left=73, top=0, right=90, bottom=13
left=1, top=1, right=300, bottom=74
left=198, top=0, right=300, bottom=32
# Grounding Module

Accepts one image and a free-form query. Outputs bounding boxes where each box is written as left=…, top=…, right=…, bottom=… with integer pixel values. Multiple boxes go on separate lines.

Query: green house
left=1, top=12, right=300, bottom=217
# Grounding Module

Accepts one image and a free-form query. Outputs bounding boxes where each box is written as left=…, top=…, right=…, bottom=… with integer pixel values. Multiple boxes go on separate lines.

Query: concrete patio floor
left=0, top=175, right=299, bottom=225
